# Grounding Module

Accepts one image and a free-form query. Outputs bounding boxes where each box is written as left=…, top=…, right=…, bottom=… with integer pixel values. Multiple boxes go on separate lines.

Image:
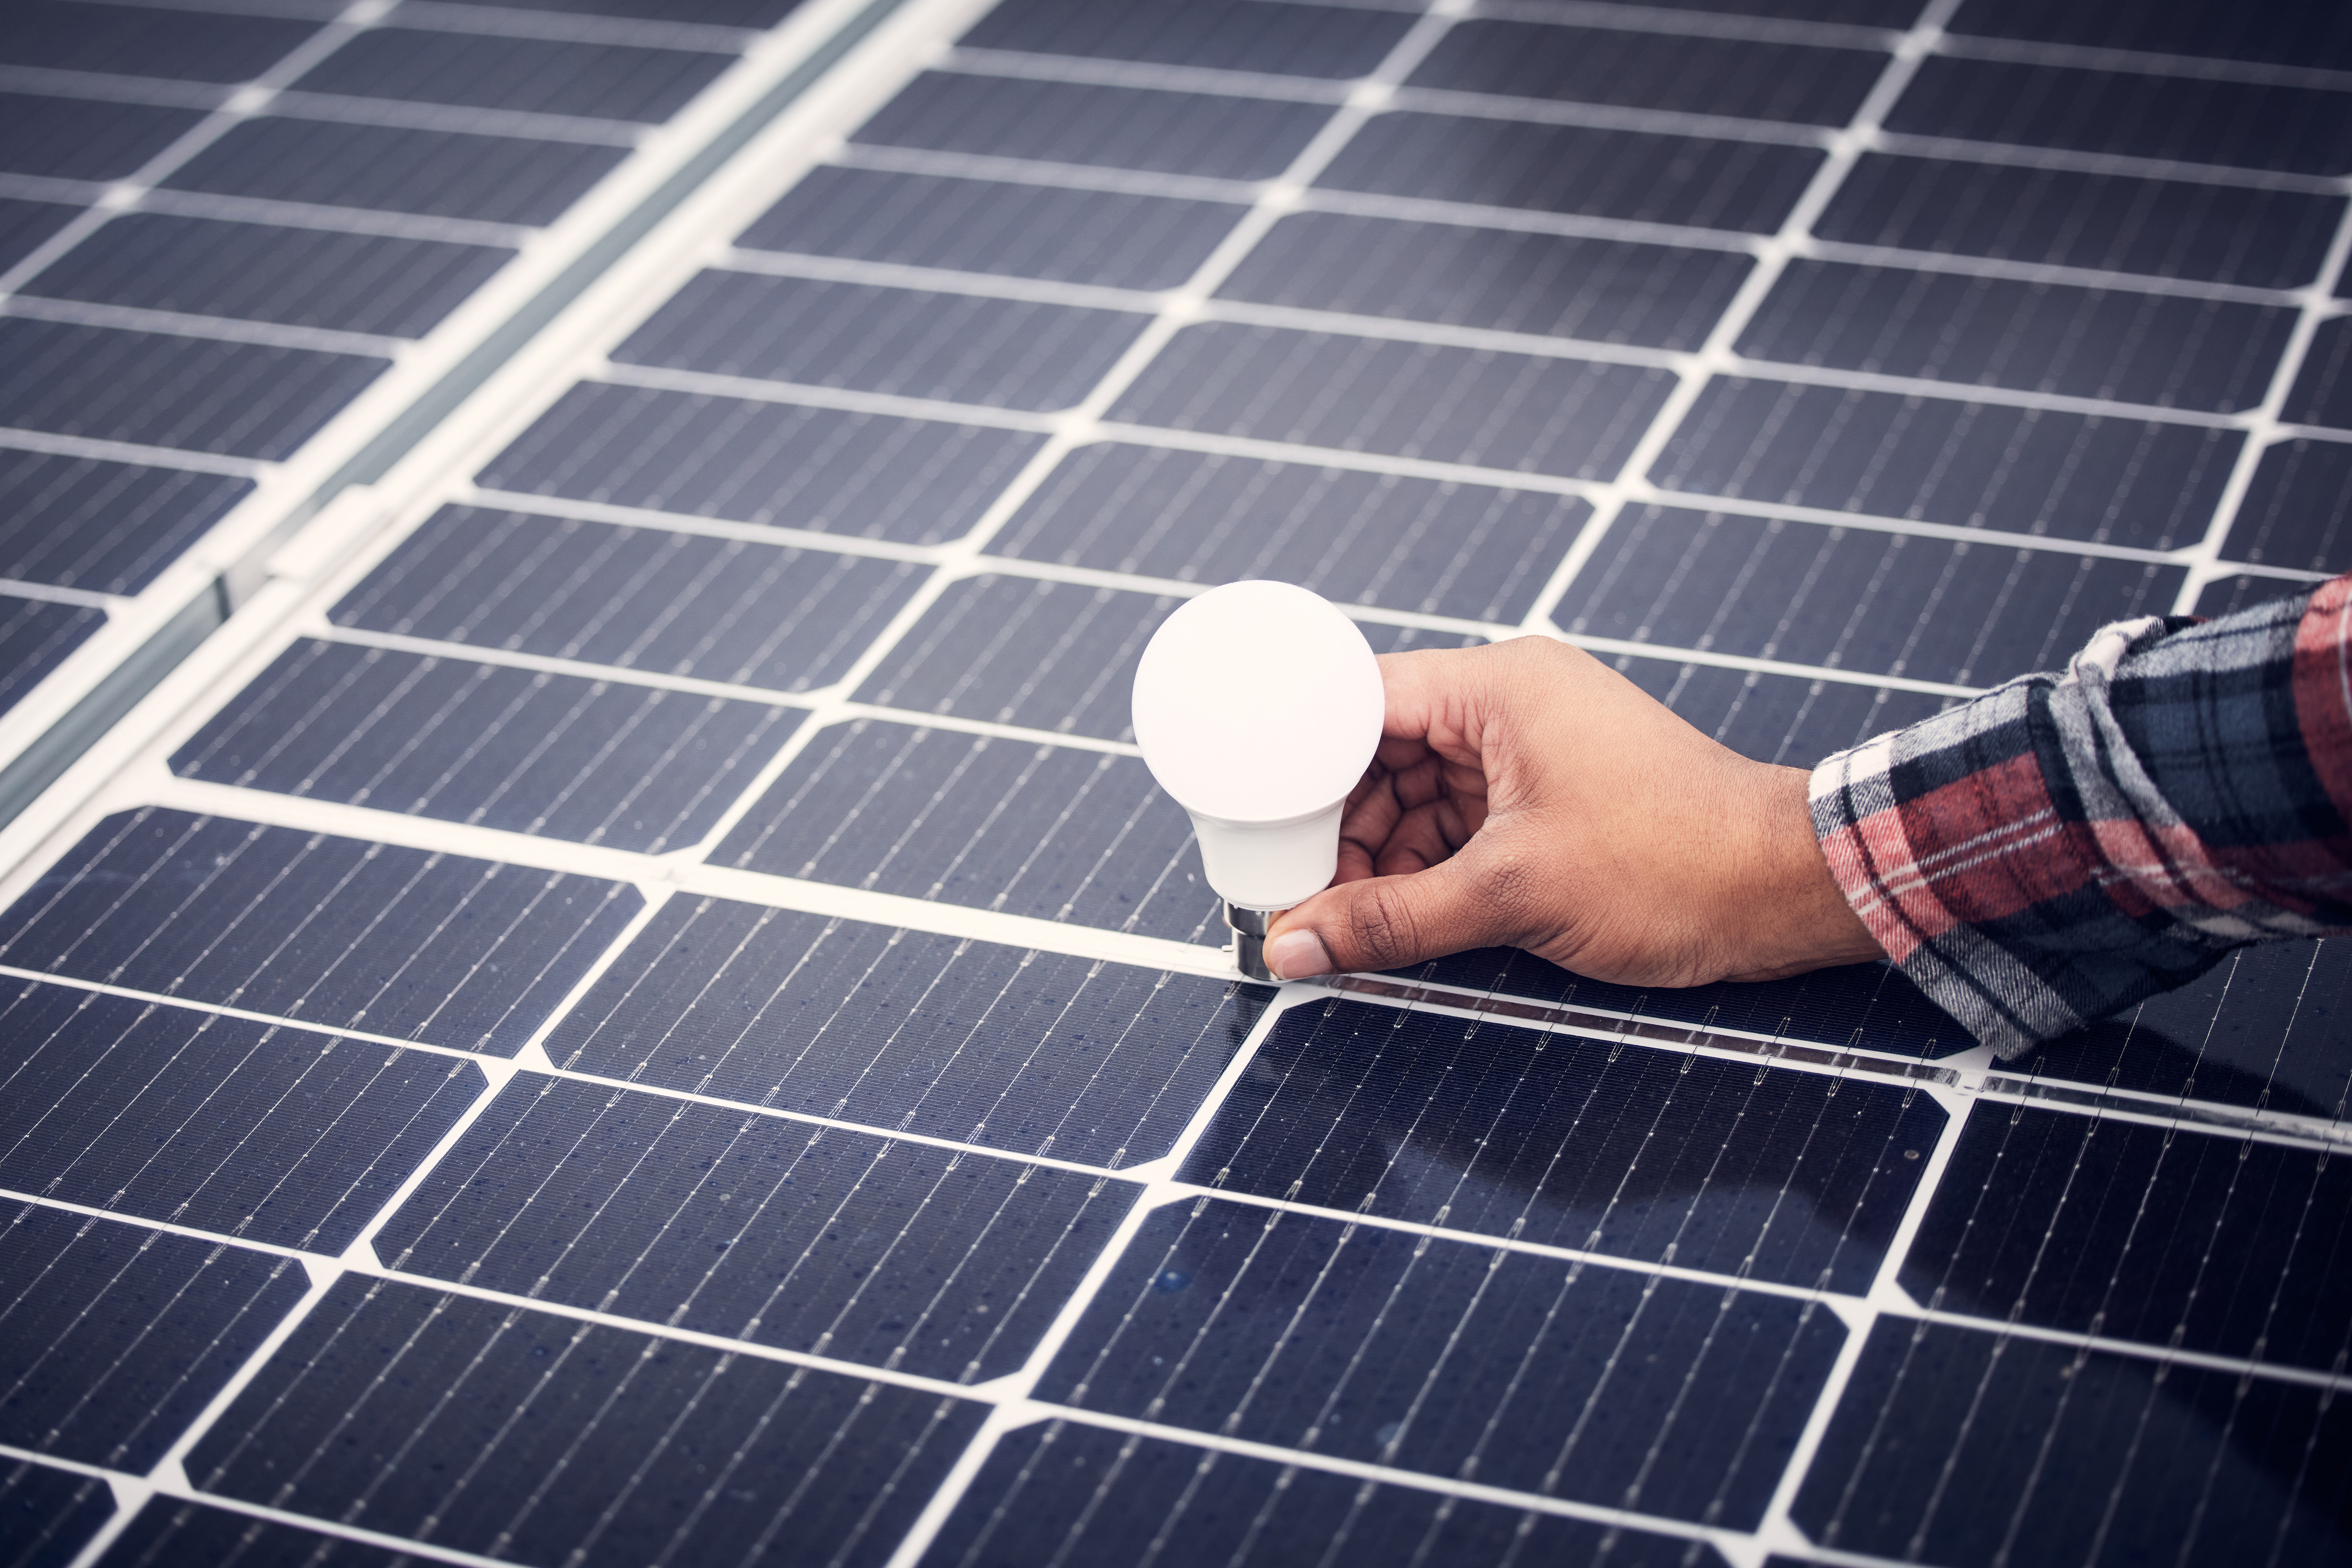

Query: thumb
left=1261, top=850, right=1515, bottom=980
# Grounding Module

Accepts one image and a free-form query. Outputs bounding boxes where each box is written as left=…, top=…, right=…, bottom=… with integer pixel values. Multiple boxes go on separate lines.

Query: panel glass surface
left=1, top=0, right=2347, bottom=1565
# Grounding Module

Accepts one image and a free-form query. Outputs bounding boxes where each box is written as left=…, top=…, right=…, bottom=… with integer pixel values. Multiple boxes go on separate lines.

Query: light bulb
left=1131, top=581, right=1384, bottom=980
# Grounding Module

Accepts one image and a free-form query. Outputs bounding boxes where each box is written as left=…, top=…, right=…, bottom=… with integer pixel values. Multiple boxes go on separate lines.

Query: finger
left=1263, top=848, right=1515, bottom=979
left=1371, top=799, right=1462, bottom=876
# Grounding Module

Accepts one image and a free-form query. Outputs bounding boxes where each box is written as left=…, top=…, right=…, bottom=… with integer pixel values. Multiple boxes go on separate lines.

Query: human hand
left=1260, top=636, right=1886, bottom=985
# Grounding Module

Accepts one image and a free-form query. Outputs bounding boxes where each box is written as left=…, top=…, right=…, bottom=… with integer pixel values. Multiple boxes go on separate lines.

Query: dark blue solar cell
left=1034, top=1199, right=1844, bottom=1526
left=187, top=1278, right=986, bottom=1568
left=288, top=29, right=730, bottom=123
left=1319, top=113, right=1824, bottom=234
left=1223, top=210, right=1751, bottom=350
left=1744, top=261, right=2292, bottom=413
left=0, top=197, right=75, bottom=272
left=852, top=72, right=1329, bottom=180
left=0, top=2, right=314, bottom=81
left=713, top=719, right=1218, bottom=945
left=99, top=1500, right=416, bottom=1568
left=2223, top=439, right=2352, bottom=573
left=740, top=166, right=1244, bottom=291
left=1949, top=0, right=2352, bottom=71
left=856, top=575, right=1173, bottom=742
left=0, top=809, right=642, bottom=1054
left=165, top=117, right=627, bottom=225
left=1184, top=997, right=1945, bottom=1291
left=378, top=1076, right=1133, bottom=1381
left=997, top=444, right=1585, bottom=623
left=1905, top=1105, right=2352, bottom=1371
left=1794, top=1321, right=2352, bottom=1566
left=1886, top=57, right=2352, bottom=176
left=0, top=320, right=385, bottom=461
left=25, top=214, right=511, bottom=337
left=1612, top=652, right=1953, bottom=769
left=958, top=0, right=1413, bottom=76
left=0, top=1208, right=306, bottom=1469
left=1816, top=154, right=2345, bottom=290
left=0, top=451, right=250, bottom=594
left=1113, top=323, right=1674, bottom=480
left=2193, top=572, right=2325, bottom=619
left=2027, top=937, right=2352, bottom=1114
left=332, top=506, right=926, bottom=693
left=2285, top=317, right=2352, bottom=429
left=0, top=93, right=203, bottom=180
left=923, top=1421, right=1703, bottom=1567
left=0, top=1460, right=113, bottom=1568
left=1638, top=0, right=1915, bottom=18
left=1409, top=20, right=1884, bottom=125
left=549, top=900, right=1267, bottom=1166
left=0, top=597, right=102, bottom=718
left=1557, top=505, right=2185, bottom=687
left=1384, top=944, right=1965, bottom=1058
left=1651, top=379, right=2241, bottom=549
left=173, top=640, right=801, bottom=854
left=0, top=983, right=483, bottom=1253
left=478, top=382, right=1044, bottom=545
left=614, top=272, right=1150, bottom=411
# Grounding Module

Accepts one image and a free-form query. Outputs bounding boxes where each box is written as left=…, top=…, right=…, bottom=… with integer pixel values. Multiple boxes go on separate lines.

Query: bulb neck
left=1225, top=901, right=1279, bottom=982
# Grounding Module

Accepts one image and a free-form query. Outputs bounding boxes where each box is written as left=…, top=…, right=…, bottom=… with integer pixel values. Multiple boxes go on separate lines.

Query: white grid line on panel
left=1471, top=0, right=1897, bottom=53
left=117, top=185, right=536, bottom=249
left=2268, top=420, right=2352, bottom=448
left=255, top=86, right=650, bottom=145
left=1380, top=81, right=1837, bottom=149
left=2172, top=205, right=2352, bottom=607
left=1929, top=29, right=2352, bottom=92
left=704, top=242, right=2276, bottom=431
left=53, top=0, right=347, bottom=20
left=0, top=294, right=409, bottom=358
left=1522, top=0, right=1962, bottom=637
left=940, top=45, right=1360, bottom=106
left=360, top=0, right=759, bottom=54
left=0, top=425, right=273, bottom=478
left=1861, top=129, right=2349, bottom=196
left=821, top=139, right=2346, bottom=310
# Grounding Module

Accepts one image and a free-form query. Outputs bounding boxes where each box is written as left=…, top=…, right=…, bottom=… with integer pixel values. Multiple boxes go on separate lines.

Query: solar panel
left=1, top=0, right=2348, bottom=1565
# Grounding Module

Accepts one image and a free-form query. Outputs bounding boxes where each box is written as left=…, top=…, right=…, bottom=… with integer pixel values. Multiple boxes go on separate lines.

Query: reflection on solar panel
left=0, top=0, right=2347, bottom=1564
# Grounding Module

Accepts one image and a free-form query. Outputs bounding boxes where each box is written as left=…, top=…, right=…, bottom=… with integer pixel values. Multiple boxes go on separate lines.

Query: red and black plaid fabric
left=1809, top=575, right=2352, bottom=1058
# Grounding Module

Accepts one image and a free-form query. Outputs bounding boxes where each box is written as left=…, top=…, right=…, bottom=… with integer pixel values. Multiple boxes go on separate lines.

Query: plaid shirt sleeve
left=1807, top=574, right=2352, bottom=1058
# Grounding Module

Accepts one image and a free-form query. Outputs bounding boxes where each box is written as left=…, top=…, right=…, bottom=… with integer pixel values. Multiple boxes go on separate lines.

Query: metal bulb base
left=1225, top=902, right=1276, bottom=982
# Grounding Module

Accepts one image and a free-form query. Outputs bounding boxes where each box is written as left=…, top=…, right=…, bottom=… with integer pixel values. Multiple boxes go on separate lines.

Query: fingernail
left=1265, top=929, right=1332, bottom=981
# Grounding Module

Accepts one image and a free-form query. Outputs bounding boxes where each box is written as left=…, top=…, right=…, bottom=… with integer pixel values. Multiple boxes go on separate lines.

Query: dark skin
left=1261, top=636, right=1887, bottom=984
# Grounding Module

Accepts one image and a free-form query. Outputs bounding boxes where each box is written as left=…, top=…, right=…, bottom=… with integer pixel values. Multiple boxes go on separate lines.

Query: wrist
left=1718, top=763, right=1886, bottom=981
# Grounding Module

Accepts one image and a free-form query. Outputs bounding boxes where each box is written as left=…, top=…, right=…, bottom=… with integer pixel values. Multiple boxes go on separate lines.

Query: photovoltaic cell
left=997, top=443, right=1586, bottom=623
left=378, top=1077, right=1131, bottom=1381
left=479, top=382, right=1045, bottom=544
left=1408, top=20, right=1886, bottom=125
left=1814, top=153, right=2348, bottom=288
left=0, top=982, right=483, bottom=1253
left=1949, top=0, right=2352, bottom=67
left=741, top=166, right=1246, bottom=290
left=1652, top=378, right=2240, bottom=547
left=0, top=1459, right=113, bottom=1568
left=850, top=72, right=1331, bottom=180
left=1034, top=1198, right=1844, bottom=1526
left=0, top=600, right=102, bottom=719
left=1319, top=112, right=1825, bottom=232
left=0, top=2, right=314, bottom=81
left=286, top=29, right=733, bottom=124
left=1113, top=323, right=1675, bottom=478
left=332, top=506, right=928, bottom=692
left=0, top=1206, right=307, bottom=1470
left=0, top=452, right=251, bottom=595
left=162, top=117, right=630, bottom=226
left=547, top=900, right=1269, bottom=1165
left=958, top=0, right=1416, bottom=76
left=421, top=0, right=800, bottom=23
left=613, top=271, right=1153, bottom=410
left=1557, top=505, right=2183, bottom=686
left=1742, top=260, right=2293, bottom=412
left=1186, top=998, right=1944, bottom=1291
left=0, top=320, right=385, bottom=462
left=2222, top=440, right=2352, bottom=573
left=0, top=93, right=204, bottom=180
left=186, top=1278, right=985, bottom=1568
left=0, top=810, right=641, bottom=1053
left=1793, top=1321, right=2352, bottom=1566
left=98, top=1500, right=415, bottom=1568
left=0, top=198, right=77, bottom=273
left=173, top=639, right=803, bottom=853
left=23, top=213, right=513, bottom=337
left=920, top=1421, right=1699, bottom=1568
